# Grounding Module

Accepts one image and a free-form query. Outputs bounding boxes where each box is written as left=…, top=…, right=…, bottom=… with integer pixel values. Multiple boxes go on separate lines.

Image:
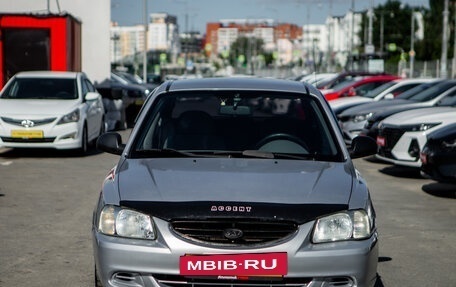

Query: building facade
left=204, top=19, right=303, bottom=66
left=110, top=13, right=181, bottom=66
left=0, top=0, right=111, bottom=83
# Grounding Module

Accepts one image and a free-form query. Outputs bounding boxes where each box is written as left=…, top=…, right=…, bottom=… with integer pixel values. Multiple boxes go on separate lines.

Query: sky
left=111, top=0, right=429, bottom=34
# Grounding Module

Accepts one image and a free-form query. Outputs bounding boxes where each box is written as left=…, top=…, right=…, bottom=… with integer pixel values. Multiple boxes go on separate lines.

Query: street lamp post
left=441, top=0, right=449, bottom=78
left=143, top=0, right=148, bottom=83
left=410, top=11, right=416, bottom=78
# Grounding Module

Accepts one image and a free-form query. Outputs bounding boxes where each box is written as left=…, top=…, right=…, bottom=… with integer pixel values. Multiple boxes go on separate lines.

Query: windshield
left=329, top=76, right=364, bottom=91
left=132, top=90, right=342, bottom=161
left=1, top=77, right=77, bottom=100
left=362, top=81, right=396, bottom=99
left=408, top=81, right=456, bottom=102
left=436, top=89, right=456, bottom=106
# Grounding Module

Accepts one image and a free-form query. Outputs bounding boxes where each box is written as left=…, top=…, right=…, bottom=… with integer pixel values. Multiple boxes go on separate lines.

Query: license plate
left=11, top=130, right=44, bottom=139
left=376, top=136, right=385, bottom=147
left=180, top=252, right=287, bottom=276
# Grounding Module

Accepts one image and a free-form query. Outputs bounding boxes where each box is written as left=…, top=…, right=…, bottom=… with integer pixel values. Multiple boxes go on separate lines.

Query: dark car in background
left=93, top=77, right=379, bottom=287
left=95, top=72, right=151, bottom=129
left=421, top=123, right=456, bottom=183
left=113, top=70, right=159, bottom=91
left=360, top=80, right=456, bottom=142
left=337, top=79, right=454, bottom=144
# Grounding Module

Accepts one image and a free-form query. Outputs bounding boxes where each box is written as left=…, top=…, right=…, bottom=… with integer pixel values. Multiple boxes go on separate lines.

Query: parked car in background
left=93, top=77, right=379, bottom=287
left=322, top=75, right=400, bottom=101
left=298, top=72, right=338, bottom=87
left=330, top=78, right=435, bottom=116
left=360, top=80, right=456, bottom=142
left=0, top=71, right=105, bottom=154
left=113, top=70, right=159, bottom=91
left=420, top=123, right=456, bottom=183
left=339, top=79, right=456, bottom=144
left=316, top=71, right=392, bottom=90
left=376, top=106, right=456, bottom=167
left=95, top=72, right=151, bottom=129
left=96, top=86, right=125, bottom=131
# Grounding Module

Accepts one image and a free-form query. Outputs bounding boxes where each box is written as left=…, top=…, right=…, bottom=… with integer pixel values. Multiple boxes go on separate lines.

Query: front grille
left=1, top=137, right=56, bottom=143
left=171, top=218, right=297, bottom=247
left=381, top=127, right=405, bottom=149
left=154, top=274, right=312, bottom=287
left=1, top=117, right=57, bottom=126
left=377, top=127, right=406, bottom=159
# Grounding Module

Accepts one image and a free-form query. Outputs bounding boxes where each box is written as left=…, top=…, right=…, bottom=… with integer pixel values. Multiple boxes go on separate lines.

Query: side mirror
left=349, top=136, right=378, bottom=159
left=96, top=132, right=125, bottom=155
left=85, top=92, right=101, bottom=101
left=384, top=93, right=394, bottom=99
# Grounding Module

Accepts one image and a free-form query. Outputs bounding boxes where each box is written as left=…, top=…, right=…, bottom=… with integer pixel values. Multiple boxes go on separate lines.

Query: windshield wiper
left=242, top=150, right=316, bottom=160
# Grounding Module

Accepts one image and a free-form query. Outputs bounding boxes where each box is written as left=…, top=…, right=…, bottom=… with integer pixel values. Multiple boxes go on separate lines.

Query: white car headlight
left=353, top=113, right=373, bottom=123
left=407, top=123, right=441, bottom=132
left=57, top=109, right=80, bottom=125
left=312, top=210, right=372, bottom=243
left=98, top=205, right=156, bottom=239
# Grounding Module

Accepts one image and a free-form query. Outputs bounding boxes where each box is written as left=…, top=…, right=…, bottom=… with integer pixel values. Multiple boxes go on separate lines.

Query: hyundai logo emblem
left=21, top=119, right=35, bottom=128
left=223, top=228, right=243, bottom=240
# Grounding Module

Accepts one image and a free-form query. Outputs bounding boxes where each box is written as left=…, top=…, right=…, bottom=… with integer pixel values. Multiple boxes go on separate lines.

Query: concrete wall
left=0, top=0, right=111, bottom=83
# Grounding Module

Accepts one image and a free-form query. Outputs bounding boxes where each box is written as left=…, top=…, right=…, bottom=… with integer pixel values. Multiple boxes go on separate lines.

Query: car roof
left=159, top=77, right=322, bottom=96
left=14, top=71, right=81, bottom=79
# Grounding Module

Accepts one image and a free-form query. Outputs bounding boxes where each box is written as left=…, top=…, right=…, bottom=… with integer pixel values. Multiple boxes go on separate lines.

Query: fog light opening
left=408, top=139, right=420, bottom=160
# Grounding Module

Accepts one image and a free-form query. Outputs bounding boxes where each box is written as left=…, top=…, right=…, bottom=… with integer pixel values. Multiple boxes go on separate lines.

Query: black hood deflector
left=120, top=201, right=348, bottom=224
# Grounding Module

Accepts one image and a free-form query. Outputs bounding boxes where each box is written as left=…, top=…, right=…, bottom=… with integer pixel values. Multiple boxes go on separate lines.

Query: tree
left=226, top=36, right=265, bottom=68
left=419, top=0, right=455, bottom=61
left=359, top=0, right=455, bottom=62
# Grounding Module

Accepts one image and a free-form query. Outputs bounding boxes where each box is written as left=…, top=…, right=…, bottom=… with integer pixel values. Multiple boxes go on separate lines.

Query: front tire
left=94, top=265, right=103, bottom=287
left=77, top=124, right=88, bottom=155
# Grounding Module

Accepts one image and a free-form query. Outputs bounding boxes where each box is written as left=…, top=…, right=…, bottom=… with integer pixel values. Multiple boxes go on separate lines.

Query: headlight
left=353, top=113, right=373, bottom=123
left=312, top=210, right=372, bottom=243
left=443, top=139, right=456, bottom=148
left=406, top=123, right=441, bottom=132
left=57, top=109, right=80, bottom=125
left=98, top=205, right=156, bottom=239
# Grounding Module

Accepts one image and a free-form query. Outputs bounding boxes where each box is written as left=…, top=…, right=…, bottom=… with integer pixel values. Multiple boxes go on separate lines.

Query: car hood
left=0, top=99, right=80, bottom=117
left=330, top=96, right=373, bottom=108
left=117, top=158, right=353, bottom=204
left=340, top=99, right=411, bottom=116
left=382, top=107, right=456, bottom=126
left=116, top=158, right=354, bottom=223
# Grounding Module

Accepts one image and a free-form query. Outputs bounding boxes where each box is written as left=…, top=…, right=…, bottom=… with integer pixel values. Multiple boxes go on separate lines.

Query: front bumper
left=376, top=131, right=427, bottom=168
left=93, top=218, right=379, bottom=287
left=0, top=122, right=83, bottom=150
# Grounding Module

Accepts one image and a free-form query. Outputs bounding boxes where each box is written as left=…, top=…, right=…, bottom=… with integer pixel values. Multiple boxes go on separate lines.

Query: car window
left=330, top=76, right=364, bottom=91
left=355, top=82, right=388, bottom=97
left=396, top=81, right=441, bottom=99
left=81, top=78, right=90, bottom=96
left=408, top=81, right=456, bottom=102
left=1, top=77, right=77, bottom=100
left=132, top=90, right=342, bottom=161
left=84, top=78, right=97, bottom=93
left=436, top=89, right=456, bottom=106
left=363, top=81, right=396, bottom=98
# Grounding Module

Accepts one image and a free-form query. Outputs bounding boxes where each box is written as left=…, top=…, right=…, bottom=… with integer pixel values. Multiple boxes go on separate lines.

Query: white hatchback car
left=0, top=71, right=105, bottom=154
